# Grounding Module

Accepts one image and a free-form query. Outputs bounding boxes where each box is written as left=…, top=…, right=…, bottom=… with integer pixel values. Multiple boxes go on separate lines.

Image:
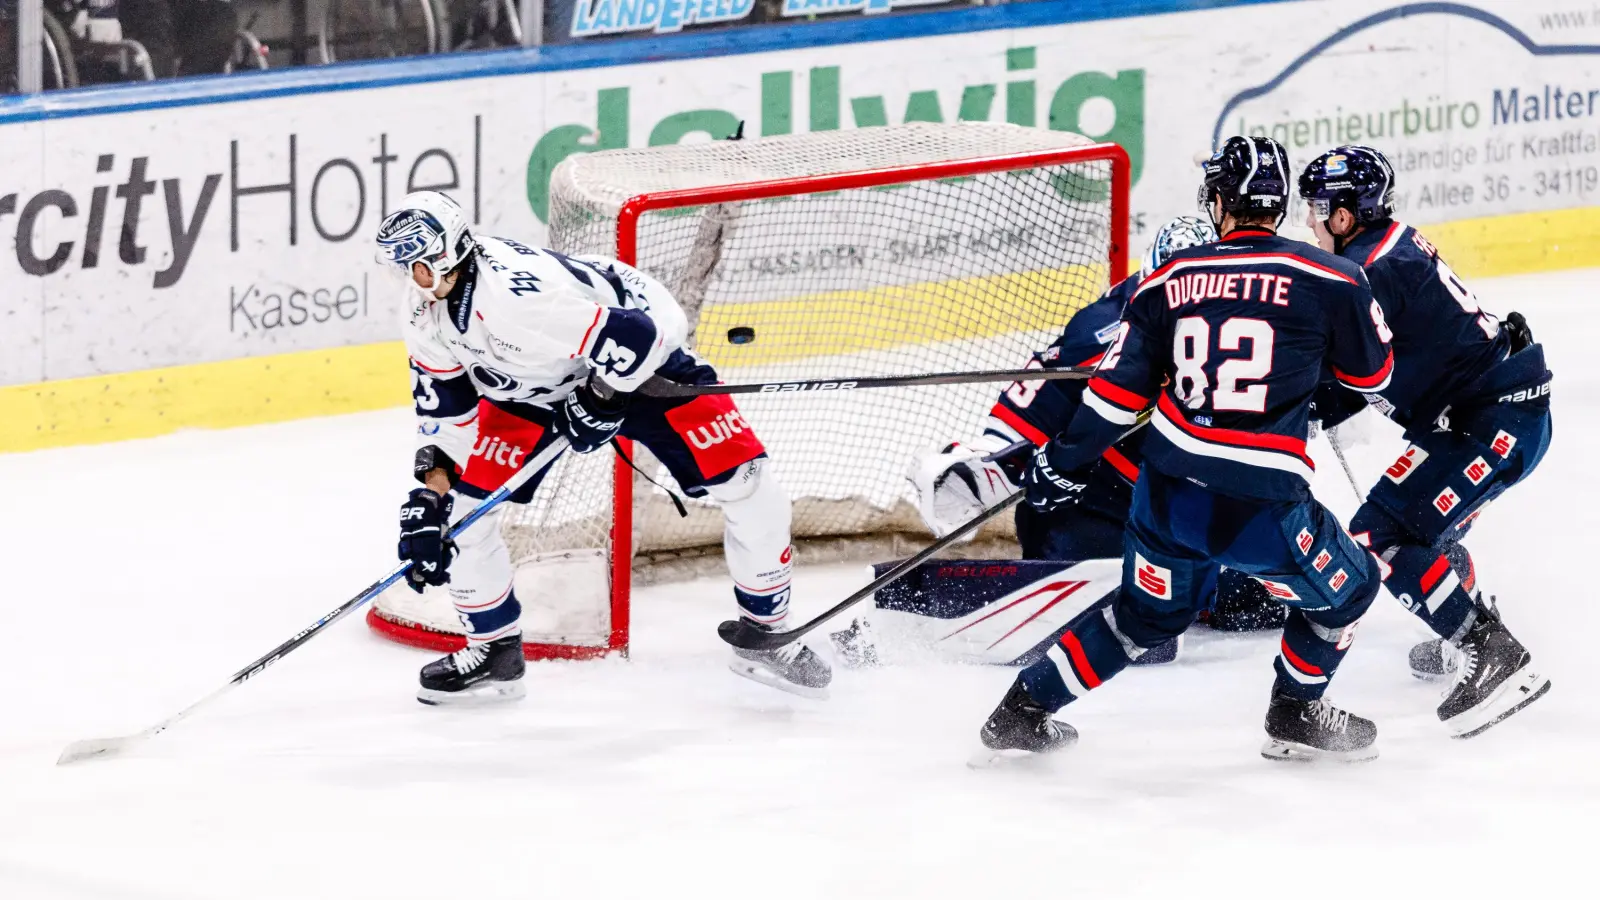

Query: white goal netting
left=512, top=122, right=1116, bottom=568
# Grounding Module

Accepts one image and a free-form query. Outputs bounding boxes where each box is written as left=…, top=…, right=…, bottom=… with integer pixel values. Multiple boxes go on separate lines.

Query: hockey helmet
left=1197, top=135, right=1293, bottom=230
left=1141, top=214, right=1219, bottom=278
left=1298, top=145, right=1396, bottom=227
left=375, top=191, right=476, bottom=292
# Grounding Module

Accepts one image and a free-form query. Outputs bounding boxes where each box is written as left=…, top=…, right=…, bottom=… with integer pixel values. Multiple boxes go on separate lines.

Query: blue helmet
left=1141, top=215, right=1218, bottom=278
left=1298, top=145, right=1396, bottom=227
left=1197, top=135, right=1292, bottom=229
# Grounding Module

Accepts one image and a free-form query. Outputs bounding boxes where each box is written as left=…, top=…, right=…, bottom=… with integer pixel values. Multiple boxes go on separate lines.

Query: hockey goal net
left=368, top=122, right=1129, bottom=660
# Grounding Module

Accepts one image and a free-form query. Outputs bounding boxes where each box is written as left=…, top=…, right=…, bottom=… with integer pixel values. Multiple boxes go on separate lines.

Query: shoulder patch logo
left=1313, top=549, right=1332, bottom=572
left=1328, top=569, right=1349, bottom=593
left=1296, top=528, right=1314, bottom=555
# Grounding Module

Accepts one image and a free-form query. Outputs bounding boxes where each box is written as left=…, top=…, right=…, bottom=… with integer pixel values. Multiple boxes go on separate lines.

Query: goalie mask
left=1140, top=215, right=1219, bottom=278
left=375, top=191, right=477, bottom=295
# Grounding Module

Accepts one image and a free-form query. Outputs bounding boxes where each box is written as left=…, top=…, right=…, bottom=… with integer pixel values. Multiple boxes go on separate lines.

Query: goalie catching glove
left=399, top=488, right=456, bottom=592
left=908, top=435, right=1028, bottom=539
left=555, top=381, right=628, bottom=454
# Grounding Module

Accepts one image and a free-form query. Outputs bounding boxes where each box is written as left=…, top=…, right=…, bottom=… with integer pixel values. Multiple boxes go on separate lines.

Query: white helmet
left=1140, top=214, right=1218, bottom=278
left=375, top=191, right=476, bottom=291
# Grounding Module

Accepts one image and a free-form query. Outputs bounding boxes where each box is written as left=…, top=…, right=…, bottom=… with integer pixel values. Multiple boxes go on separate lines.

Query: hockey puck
left=728, top=326, right=756, bottom=345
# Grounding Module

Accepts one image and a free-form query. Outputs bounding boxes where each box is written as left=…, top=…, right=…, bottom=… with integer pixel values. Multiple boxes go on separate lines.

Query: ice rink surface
left=4, top=269, right=1598, bottom=899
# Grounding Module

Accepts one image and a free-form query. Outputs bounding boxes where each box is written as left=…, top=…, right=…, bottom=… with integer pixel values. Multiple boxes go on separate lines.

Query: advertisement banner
left=552, top=0, right=984, bottom=42
left=3, top=0, right=1598, bottom=405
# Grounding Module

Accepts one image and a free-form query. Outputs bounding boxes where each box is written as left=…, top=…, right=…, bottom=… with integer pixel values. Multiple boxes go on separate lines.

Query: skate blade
left=727, top=658, right=830, bottom=700
left=1445, top=668, right=1552, bottom=739
left=1260, top=738, right=1378, bottom=764
left=966, top=741, right=1074, bottom=770
left=417, top=680, right=527, bottom=707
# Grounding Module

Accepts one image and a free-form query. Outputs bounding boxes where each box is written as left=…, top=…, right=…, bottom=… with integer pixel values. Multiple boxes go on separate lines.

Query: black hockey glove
left=1024, top=445, right=1091, bottom=513
left=399, top=488, right=456, bottom=593
left=1308, top=382, right=1367, bottom=432
left=555, top=383, right=627, bottom=454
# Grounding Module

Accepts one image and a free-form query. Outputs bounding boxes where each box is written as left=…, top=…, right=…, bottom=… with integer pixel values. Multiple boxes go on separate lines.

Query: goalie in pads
left=848, top=217, right=1281, bottom=668
left=377, top=191, right=831, bottom=703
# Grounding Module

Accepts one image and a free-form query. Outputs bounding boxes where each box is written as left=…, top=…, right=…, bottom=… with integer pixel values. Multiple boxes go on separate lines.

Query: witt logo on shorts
left=1491, top=430, right=1517, bottom=457
left=1328, top=569, right=1349, bottom=592
left=472, top=435, right=528, bottom=468
left=1296, top=529, right=1314, bottom=555
left=1384, top=445, right=1429, bottom=484
left=1134, top=553, right=1172, bottom=599
left=1258, top=579, right=1300, bottom=602
left=684, top=410, right=752, bottom=449
left=1313, top=550, right=1332, bottom=572
left=1336, top=620, right=1360, bottom=650
left=1434, top=487, right=1461, bottom=515
left=666, top=398, right=766, bottom=476
left=1463, top=457, right=1491, bottom=485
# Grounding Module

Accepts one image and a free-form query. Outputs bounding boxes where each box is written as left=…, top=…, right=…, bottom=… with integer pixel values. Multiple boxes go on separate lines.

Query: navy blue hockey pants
left=1018, top=468, right=1381, bottom=711
left=1349, top=402, right=1551, bottom=642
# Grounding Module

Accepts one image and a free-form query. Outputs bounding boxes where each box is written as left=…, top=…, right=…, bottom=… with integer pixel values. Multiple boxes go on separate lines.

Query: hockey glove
left=399, top=488, right=456, bottom=593
left=555, top=383, right=627, bottom=454
left=1024, top=445, right=1091, bottom=513
left=1308, top=382, right=1368, bottom=432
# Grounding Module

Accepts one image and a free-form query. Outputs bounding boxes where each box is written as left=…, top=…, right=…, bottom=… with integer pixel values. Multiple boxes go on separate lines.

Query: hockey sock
left=735, top=583, right=791, bottom=628
left=1378, top=543, right=1479, bottom=641
left=1273, top=608, right=1361, bottom=701
left=1019, top=601, right=1142, bottom=712
left=454, top=586, right=523, bottom=645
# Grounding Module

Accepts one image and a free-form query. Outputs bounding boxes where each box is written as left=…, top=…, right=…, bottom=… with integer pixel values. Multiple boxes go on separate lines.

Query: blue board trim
left=0, top=0, right=1289, bottom=125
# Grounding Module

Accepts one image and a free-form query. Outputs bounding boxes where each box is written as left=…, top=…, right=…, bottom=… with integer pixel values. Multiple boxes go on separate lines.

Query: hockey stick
left=717, top=491, right=1027, bottom=652
left=638, top=365, right=1097, bottom=399
left=1325, top=428, right=1366, bottom=501
left=57, top=437, right=571, bottom=766
left=717, top=418, right=1150, bottom=652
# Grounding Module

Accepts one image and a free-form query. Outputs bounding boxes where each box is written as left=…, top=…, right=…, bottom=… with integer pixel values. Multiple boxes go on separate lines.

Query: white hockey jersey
left=403, top=236, right=689, bottom=464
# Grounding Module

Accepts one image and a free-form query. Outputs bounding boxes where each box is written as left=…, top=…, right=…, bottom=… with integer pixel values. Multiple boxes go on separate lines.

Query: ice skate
left=1408, top=638, right=1460, bottom=681
left=417, top=634, right=527, bottom=706
left=829, top=617, right=881, bottom=670
left=729, top=623, right=833, bottom=699
left=1260, top=691, right=1377, bottom=763
left=1438, top=605, right=1550, bottom=738
left=971, top=680, right=1078, bottom=767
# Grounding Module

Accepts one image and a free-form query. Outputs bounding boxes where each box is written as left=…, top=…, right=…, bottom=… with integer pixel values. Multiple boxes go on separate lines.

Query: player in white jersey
left=375, top=191, right=832, bottom=704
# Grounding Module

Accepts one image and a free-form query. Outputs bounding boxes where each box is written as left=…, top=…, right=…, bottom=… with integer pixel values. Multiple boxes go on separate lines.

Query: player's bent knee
left=705, top=458, right=789, bottom=513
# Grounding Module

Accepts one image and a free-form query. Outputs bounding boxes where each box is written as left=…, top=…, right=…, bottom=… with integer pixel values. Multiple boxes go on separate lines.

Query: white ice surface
left=4, top=270, right=1599, bottom=899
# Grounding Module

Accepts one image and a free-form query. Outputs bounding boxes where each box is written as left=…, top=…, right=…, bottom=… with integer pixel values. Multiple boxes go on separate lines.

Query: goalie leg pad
left=706, top=458, right=795, bottom=625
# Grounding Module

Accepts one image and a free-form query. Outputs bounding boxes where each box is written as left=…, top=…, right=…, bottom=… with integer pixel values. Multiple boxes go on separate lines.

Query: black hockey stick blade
left=717, top=491, right=1026, bottom=651
left=640, top=366, right=1095, bottom=399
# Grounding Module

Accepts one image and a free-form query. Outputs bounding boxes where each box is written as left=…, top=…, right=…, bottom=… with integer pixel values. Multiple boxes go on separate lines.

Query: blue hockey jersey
left=985, top=276, right=1144, bottom=520
left=1049, top=227, right=1394, bottom=502
left=1338, top=221, right=1520, bottom=429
